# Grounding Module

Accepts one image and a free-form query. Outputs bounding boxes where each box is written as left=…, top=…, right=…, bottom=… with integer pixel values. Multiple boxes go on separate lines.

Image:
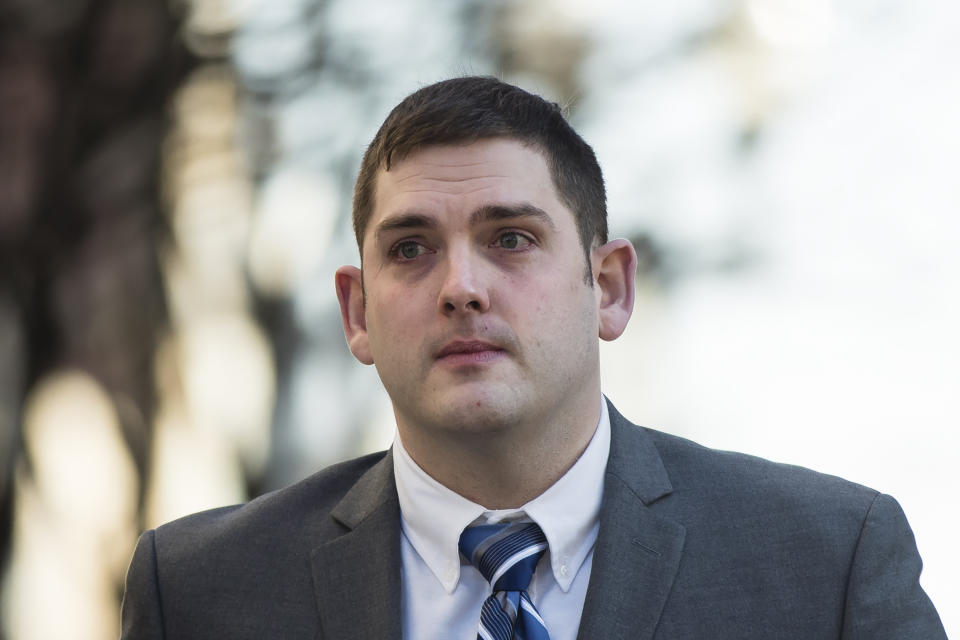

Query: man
left=121, top=77, right=946, bottom=639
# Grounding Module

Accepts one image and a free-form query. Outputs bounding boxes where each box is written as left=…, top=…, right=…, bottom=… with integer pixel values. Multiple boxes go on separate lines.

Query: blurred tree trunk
left=0, top=0, right=193, bottom=631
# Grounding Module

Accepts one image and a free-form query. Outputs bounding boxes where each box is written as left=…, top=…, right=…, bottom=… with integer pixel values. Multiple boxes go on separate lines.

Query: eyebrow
left=374, top=213, right=437, bottom=244
left=469, top=203, right=557, bottom=230
left=373, top=203, right=558, bottom=248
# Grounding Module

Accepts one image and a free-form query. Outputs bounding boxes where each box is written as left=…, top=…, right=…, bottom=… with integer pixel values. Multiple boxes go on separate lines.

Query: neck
left=397, top=396, right=603, bottom=509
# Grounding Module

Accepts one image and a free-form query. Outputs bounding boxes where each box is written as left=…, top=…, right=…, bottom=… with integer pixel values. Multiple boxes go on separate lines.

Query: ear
left=334, top=265, right=374, bottom=364
left=592, top=239, right=637, bottom=341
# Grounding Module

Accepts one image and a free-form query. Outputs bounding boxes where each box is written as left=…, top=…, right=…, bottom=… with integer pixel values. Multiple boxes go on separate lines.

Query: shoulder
left=613, top=424, right=945, bottom=637
left=151, top=449, right=390, bottom=567
left=122, top=449, right=393, bottom=635
left=640, top=426, right=880, bottom=525
left=647, top=427, right=876, bottom=501
left=605, top=399, right=882, bottom=527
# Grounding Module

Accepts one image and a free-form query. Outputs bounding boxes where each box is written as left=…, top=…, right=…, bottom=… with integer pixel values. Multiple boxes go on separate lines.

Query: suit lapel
left=311, top=452, right=403, bottom=640
left=577, top=401, right=686, bottom=640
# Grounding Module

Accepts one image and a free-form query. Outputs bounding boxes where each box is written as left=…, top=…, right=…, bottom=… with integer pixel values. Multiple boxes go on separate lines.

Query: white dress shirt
left=393, top=399, right=611, bottom=640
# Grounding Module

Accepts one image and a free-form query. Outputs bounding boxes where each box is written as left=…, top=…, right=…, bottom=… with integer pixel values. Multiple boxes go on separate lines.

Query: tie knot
left=459, top=522, right=548, bottom=592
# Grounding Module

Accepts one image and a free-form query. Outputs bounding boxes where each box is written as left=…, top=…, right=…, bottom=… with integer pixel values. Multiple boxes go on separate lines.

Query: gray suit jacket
left=121, top=402, right=946, bottom=639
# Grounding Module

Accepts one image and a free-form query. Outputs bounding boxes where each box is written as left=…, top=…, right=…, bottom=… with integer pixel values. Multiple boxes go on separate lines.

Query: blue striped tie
left=459, top=522, right=551, bottom=640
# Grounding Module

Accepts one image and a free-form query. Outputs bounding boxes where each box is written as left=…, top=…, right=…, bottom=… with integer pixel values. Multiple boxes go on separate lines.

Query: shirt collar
left=393, top=398, right=611, bottom=594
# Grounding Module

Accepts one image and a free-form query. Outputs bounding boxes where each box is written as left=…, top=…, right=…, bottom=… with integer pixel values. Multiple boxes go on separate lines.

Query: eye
left=390, top=240, right=430, bottom=261
left=494, top=231, right=533, bottom=250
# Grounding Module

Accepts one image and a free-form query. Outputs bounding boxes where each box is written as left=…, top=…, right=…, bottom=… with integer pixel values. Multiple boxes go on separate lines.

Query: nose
left=437, top=249, right=490, bottom=315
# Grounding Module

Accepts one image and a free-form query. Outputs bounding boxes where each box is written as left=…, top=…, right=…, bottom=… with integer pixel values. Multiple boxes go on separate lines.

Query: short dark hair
left=352, top=76, right=607, bottom=279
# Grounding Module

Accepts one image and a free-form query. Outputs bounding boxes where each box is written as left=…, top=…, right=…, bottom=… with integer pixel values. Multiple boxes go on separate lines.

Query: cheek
left=366, top=292, right=427, bottom=351
left=510, top=283, right=574, bottom=341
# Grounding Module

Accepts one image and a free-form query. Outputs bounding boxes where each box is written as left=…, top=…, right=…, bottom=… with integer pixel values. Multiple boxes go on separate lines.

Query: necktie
left=459, top=522, right=551, bottom=640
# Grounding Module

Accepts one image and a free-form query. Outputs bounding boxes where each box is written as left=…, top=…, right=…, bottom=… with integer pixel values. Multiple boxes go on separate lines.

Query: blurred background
left=0, top=0, right=956, bottom=637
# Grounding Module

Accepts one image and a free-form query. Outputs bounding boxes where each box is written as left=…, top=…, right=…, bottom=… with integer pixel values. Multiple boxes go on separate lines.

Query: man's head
left=352, top=76, right=607, bottom=279
left=336, top=78, right=636, bottom=484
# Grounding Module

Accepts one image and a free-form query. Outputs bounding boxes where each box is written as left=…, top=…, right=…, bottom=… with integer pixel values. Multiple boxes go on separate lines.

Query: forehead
left=369, top=139, right=568, bottom=228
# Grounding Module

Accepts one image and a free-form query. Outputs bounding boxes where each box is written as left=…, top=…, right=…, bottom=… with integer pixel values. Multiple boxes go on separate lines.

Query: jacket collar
left=311, top=450, right=403, bottom=640
left=576, top=399, right=686, bottom=640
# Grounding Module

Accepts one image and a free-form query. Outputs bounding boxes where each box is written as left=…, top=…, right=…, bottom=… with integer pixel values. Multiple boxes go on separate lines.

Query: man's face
left=343, top=138, right=605, bottom=442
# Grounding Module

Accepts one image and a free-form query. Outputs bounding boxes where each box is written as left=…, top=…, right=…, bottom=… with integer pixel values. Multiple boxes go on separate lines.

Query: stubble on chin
left=411, top=384, right=524, bottom=438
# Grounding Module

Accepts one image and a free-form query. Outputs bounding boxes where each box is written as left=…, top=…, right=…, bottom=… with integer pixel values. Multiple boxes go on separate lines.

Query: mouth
left=435, top=340, right=507, bottom=365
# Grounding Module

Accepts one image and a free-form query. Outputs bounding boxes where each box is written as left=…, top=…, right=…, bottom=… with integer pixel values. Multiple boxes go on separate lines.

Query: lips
left=436, top=340, right=504, bottom=359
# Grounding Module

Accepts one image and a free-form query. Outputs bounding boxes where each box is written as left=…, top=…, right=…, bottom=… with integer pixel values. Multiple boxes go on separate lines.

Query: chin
left=426, top=391, right=524, bottom=435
